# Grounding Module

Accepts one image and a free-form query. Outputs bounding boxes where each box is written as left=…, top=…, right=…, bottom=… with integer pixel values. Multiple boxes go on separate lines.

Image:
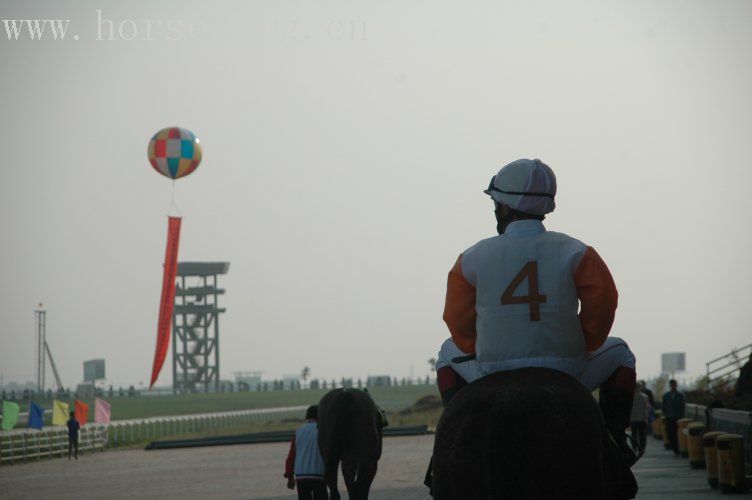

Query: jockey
left=437, top=158, right=638, bottom=466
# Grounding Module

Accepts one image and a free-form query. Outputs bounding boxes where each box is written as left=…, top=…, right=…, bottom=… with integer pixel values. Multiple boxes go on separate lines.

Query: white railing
left=0, top=424, right=108, bottom=466
left=0, top=406, right=306, bottom=466
left=107, top=406, right=307, bottom=447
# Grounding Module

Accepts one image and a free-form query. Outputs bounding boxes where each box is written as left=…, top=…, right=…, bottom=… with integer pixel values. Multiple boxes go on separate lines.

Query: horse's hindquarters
left=433, top=368, right=607, bottom=500
left=318, top=389, right=383, bottom=500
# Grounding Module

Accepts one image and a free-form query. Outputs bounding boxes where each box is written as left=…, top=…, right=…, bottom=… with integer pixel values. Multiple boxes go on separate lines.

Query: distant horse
left=317, top=388, right=383, bottom=500
left=432, top=367, right=631, bottom=500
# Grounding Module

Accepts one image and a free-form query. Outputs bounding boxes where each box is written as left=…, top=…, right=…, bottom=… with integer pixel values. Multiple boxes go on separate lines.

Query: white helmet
left=484, top=158, right=557, bottom=215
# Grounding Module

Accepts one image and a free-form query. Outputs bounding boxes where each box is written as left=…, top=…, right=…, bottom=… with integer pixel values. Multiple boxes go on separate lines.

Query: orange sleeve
left=442, top=254, right=477, bottom=354
left=284, top=434, right=296, bottom=479
left=573, top=246, right=618, bottom=351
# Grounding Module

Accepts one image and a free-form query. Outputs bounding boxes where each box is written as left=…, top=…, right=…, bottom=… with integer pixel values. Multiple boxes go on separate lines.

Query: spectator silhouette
left=661, top=379, right=685, bottom=456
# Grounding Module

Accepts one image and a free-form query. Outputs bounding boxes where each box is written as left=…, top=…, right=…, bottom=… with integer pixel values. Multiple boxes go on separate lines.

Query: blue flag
left=28, top=401, right=44, bottom=430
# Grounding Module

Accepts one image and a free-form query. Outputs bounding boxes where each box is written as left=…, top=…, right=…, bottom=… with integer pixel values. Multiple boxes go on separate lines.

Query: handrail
left=706, top=344, right=752, bottom=385
left=708, top=360, right=741, bottom=376
left=705, top=344, right=752, bottom=366
left=708, top=360, right=746, bottom=375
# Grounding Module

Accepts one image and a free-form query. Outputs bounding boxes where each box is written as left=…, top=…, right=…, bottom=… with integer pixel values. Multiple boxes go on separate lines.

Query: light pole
left=34, top=303, right=46, bottom=393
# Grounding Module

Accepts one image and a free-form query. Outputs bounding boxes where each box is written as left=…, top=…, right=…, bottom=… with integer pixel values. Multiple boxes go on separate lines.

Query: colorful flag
left=94, top=398, right=111, bottom=424
left=74, top=400, right=89, bottom=426
left=52, top=400, right=69, bottom=426
left=150, top=216, right=181, bottom=388
left=28, top=401, right=44, bottom=430
left=1, top=401, right=20, bottom=430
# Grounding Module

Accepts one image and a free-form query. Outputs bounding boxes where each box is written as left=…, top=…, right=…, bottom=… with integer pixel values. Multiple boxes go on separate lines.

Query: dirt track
left=0, top=432, right=723, bottom=499
left=0, top=435, right=434, bottom=500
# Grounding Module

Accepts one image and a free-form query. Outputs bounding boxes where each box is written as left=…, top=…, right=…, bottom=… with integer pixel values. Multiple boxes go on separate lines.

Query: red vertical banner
left=150, top=216, right=181, bottom=388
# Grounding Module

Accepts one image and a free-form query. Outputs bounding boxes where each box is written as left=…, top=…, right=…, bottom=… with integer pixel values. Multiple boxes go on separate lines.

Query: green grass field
left=7, top=384, right=440, bottom=424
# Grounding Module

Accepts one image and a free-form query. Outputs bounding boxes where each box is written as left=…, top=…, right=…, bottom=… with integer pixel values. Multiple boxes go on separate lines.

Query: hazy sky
left=1, top=0, right=751, bottom=389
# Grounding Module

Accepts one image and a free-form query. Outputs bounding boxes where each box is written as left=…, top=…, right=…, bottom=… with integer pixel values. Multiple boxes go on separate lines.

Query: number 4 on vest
left=500, top=261, right=547, bottom=321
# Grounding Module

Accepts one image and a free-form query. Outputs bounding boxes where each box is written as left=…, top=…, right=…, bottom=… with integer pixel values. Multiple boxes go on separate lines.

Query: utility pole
left=35, top=303, right=46, bottom=393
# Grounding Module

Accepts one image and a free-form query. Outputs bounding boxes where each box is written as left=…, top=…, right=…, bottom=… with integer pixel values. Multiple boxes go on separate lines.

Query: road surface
left=0, top=433, right=738, bottom=499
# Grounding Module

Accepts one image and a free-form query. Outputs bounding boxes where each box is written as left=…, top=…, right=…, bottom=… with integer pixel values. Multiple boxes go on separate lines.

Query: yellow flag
left=52, top=400, right=69, bottom=426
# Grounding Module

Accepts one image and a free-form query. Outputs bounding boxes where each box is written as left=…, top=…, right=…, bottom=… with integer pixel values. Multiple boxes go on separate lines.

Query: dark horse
left=317, top=388, right=383, bottom=500
left=432, top=367, right=631, bottom=500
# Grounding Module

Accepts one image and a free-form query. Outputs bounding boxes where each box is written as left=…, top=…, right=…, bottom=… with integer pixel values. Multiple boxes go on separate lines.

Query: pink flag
left=94, top=398, right=111, bottom=424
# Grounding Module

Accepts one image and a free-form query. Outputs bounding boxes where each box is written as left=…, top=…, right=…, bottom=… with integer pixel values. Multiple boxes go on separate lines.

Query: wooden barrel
left=661, top=415, right=671, bottom=449
left=676, top=418, right=693, bottom=457
left=703, top=431, right=726, bottom=488
left=717, top=434, right=748, bottom=494
left=652, top=410, right=663, bottom=439
left=686, top=423, right=706, bottom=469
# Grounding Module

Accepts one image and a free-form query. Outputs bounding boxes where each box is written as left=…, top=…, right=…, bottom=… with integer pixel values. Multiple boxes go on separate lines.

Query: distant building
left=234, top=371, right=263, bottom=391
left=367, top=375, right=391, bottom=387
left=83, top=359, right=105, bottom=382
left=76, top=383, right=95, bottom=399
left=282, top=375, right=300, bottom=390
left=661, top=352, right=686, bottom=374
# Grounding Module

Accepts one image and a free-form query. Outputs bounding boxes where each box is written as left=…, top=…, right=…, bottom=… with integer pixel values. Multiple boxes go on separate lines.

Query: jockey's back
left=434, top=159, right=637, bottom=493
left=444, top=219, right=617, bottom=380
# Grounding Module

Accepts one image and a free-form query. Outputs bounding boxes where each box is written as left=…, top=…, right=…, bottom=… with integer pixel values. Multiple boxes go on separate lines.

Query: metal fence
left=705, top=343, right=752, bottom=387
left=0, top=424, right=108, bottom=466
left=684, top=403, right=707, bottom=423
left=684, top=402, right=752, bottom=474
left=107, top=406, right=307, bottom=447
left=0, top=406, right=307, bottom=466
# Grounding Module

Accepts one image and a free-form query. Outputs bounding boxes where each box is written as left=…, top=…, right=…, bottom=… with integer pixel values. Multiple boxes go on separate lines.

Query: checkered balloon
left=147, top=127, right=202, bottom=179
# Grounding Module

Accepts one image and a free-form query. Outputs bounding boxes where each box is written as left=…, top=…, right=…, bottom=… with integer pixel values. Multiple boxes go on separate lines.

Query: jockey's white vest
left=460, top=220, right=589, bottom=378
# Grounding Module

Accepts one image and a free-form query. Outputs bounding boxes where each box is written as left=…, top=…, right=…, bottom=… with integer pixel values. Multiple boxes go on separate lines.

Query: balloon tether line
left=168, top=180, right=182, bottom=217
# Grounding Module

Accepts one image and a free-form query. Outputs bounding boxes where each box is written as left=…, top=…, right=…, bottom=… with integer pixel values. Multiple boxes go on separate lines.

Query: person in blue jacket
left=66, top=411, right=80, bottom=460
left=661, top=379, right=686, bottom=456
